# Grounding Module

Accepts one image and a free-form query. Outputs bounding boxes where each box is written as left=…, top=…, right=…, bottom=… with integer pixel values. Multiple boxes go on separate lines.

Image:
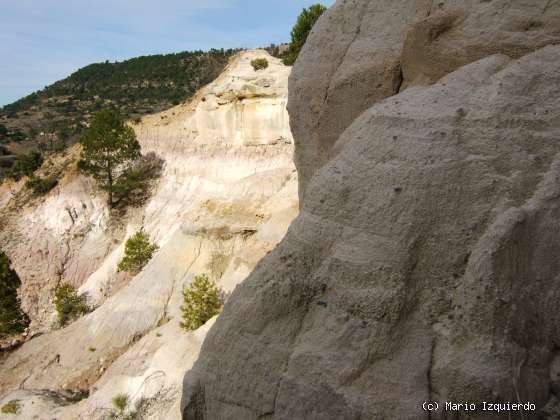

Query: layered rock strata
left=0, top=50, right=297, bottom=419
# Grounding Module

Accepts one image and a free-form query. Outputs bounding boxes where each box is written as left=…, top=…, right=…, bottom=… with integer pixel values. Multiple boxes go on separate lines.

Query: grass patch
left=112, top=393, right=129, bottom=413
left=1, top=400, right=20, bottom=415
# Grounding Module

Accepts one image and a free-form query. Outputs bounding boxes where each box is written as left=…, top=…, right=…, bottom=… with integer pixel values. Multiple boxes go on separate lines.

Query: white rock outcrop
left=0, top=50, right=298, bottom=419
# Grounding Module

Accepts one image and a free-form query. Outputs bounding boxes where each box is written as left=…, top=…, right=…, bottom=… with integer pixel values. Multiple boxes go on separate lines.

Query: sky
left=0, top=0, right=335, bottom=106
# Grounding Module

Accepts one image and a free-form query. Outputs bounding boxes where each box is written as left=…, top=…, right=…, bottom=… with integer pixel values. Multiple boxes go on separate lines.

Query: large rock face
left=182, top=2, right=560, bottom=419
left=0, top=50, right=298, bottom=419
left=288, top=0, right=560, bottom=198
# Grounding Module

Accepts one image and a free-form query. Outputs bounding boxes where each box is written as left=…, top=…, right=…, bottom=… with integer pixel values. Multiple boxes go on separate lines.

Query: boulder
left=182, top=2, right=560, bottom=417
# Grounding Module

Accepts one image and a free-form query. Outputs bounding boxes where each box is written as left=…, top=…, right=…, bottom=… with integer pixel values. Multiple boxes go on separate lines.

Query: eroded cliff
left=0, top=50, right=298, bottom=419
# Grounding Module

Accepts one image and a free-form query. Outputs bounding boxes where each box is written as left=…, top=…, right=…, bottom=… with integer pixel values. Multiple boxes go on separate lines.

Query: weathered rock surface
left=0, top=149, right=116, bottom=328
left=0, top=50, right=297, bottom=419
left=289, top=0, right=560, bottom=197
left=182, top=2, right=560, bottom=419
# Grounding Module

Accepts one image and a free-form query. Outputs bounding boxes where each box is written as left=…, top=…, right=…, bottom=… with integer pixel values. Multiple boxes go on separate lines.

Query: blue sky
left=0, top=0, right=335, bottom=106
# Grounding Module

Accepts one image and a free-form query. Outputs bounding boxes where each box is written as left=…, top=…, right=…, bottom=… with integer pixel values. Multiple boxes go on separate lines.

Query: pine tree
left=79, top=109, right=141, bottom=207
left=117, top=230, right=158, bottom=274
left=180, top=274, right=223, bottom=331
left=53, top=283, right=88, bottom=326
left=0, top=252, right=29, bottom=336
left=283, top=4, right=327, bottom=66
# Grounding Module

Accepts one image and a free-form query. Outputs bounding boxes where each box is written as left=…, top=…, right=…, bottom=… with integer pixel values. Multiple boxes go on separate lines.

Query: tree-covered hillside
left=0, top=49, right=238, bottom=154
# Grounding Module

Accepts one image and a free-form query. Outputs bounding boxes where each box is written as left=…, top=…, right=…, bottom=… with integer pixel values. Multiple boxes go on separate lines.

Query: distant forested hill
left=0, top=48, right=238, bottom=154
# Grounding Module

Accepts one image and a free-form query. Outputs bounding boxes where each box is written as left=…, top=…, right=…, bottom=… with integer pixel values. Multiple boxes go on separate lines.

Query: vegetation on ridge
left=0, top=49, right=238, bottom=157
left=4, top=49, right=238, bottom=116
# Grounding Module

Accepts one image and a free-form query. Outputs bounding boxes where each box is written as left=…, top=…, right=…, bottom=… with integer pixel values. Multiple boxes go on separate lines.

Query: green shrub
left=1, top=400, right=20, bottom=415
left=250, top=58, right=269, bottom=71
left=53, top=283, right=88, bottom=326
left=180, top=274, right=224, bottom=331
left=0, top=252, right=29, bottom=336
left=25, top=176, right=58, bottom=195
left=283, top=4, right=327, bottom=66
left=117, top=230, right=158, bottom=274
left=112, top=393, right=129, bottom=413
left=6, top=150, right=43, bottom=180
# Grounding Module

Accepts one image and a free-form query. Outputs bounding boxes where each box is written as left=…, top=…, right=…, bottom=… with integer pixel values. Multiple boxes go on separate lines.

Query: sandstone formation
left=0, top=50, right=297, bottom=419
left=182, top=2, right=560, bottom=419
